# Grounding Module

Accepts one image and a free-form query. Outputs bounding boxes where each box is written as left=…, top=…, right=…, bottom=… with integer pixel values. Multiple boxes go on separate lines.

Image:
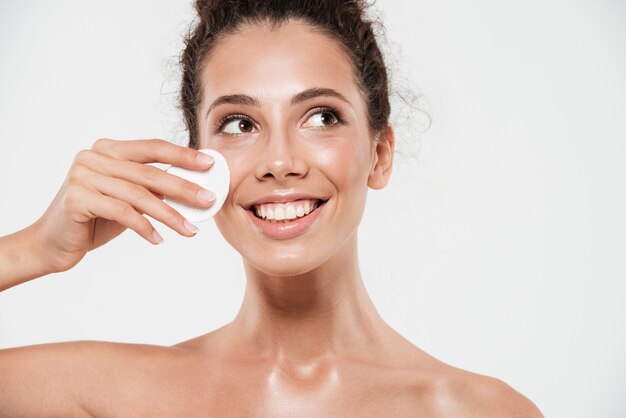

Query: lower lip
left=245, top=201, right=326, bottom=240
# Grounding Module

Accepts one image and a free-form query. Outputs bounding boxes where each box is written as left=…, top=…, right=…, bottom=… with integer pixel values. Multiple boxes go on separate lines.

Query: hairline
left=194, top=17, right=373, bottom=135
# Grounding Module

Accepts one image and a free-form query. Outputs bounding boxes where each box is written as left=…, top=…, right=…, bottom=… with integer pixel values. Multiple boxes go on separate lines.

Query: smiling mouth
left=248, top=198, right=328, bottom=223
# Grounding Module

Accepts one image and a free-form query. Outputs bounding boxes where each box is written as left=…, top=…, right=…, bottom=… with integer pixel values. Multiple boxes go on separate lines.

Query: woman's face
left=197, top=20, right=391, bottom=276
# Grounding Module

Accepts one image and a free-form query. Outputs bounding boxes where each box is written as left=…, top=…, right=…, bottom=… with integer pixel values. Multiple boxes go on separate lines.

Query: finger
left=74, top=149, right=216, bottom=208
left=67, top=184, right=163, bottom=245
left=90, top=138, right=214, bottom=169
left=79, top=166, right=200, bottom=237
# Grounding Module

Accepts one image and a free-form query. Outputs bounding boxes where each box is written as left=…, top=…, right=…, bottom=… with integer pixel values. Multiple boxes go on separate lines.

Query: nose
left=254, top=129, right=308, bottom=182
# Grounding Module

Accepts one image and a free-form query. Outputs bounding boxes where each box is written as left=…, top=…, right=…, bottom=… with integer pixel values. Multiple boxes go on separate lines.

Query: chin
left=215, top=205, right=336, bottom=277
left=245, top=249, right=328, bottom=277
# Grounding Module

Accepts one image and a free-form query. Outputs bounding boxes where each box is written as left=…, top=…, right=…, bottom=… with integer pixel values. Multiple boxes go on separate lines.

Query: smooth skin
left=0, top=20, right=543, bottom=417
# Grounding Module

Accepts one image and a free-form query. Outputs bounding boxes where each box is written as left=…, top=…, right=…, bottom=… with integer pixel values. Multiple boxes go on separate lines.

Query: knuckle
left=113, top=201, right=133, bottom=218
left=74, top=149, right=92, bottom=165
left=140, top=164, right=161, bottom=183
left=181, top=147, right=196, bottom=164
left=92, top=138, right=113, bottom=151
left=130, top=213, right=149, bottom=232
left=68, top=163, right=88, bottom=184
left=147, top=138, right=166, bottom=150
left=137, top=220, right=153, bottom=236
left=129, top=184, right=150, bottom=201
left=163, top=207, right=182, bottom=225
left=180, top=180, right=199, bottom=198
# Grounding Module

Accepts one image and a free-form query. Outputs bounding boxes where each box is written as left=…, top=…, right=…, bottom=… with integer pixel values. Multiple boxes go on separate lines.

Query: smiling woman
left=0, top=0, right=544, bottom=417
left=197, top=18, right=384, bottom=277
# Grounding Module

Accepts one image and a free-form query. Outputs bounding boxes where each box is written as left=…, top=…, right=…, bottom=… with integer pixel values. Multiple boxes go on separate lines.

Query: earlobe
left=367, top=124, right=395, bottom=190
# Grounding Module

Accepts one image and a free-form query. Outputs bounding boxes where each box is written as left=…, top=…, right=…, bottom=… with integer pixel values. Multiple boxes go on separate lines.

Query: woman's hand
left=31, top=138, right=216, bottom=274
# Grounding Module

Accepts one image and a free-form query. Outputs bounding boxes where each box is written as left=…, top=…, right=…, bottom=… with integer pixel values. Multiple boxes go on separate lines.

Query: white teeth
left=252, top=199, right=321, bottom=221
left=285, top=206, right=297, bottom=220
left=274, top=206, right=285, bottom=220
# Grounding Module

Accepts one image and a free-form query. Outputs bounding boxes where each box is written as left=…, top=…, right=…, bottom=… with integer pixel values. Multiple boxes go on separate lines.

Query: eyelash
left=214, top=106, right=344, bottom=134
left=216, top=113, right=252, bottom=133
left=309, top=106, right=344, bottom=125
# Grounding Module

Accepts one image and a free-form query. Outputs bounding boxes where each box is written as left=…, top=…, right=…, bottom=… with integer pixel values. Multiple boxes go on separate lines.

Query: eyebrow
left=205, top=87, right=350, bottom=119
left=290, top=88, right=350, bottom=106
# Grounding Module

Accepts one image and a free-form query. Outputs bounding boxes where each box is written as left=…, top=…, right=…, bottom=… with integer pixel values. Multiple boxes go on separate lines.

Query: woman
left=0, top=0, right=543, bottom=416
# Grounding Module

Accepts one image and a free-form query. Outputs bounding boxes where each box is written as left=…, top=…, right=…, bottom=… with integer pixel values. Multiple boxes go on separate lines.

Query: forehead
left=198, top=20, right=362, bottom=108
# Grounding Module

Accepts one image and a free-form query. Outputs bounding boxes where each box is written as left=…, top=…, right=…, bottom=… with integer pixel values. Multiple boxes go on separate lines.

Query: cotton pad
left=164, top=149, right=230, bottom=223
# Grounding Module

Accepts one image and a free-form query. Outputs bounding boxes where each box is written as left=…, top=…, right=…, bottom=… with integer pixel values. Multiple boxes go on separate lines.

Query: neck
left=226, top=232, right=392, bottom=364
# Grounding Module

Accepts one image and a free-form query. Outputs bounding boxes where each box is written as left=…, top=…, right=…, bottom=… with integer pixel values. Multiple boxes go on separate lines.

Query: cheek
left=213, top=146, right=249, bottom=216
left=217, top=147, right=249, bottom=185
left=318, top=137, right=372, bottom=235
left=321, top=136, right=372, bottom=191
left=207, top=144, right=249, bottom=227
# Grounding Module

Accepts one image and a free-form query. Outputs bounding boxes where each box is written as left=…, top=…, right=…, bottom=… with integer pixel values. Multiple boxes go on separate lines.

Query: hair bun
left=194, top=0, right=215, bottom=18
left=180, top=0, right=392, bottom=149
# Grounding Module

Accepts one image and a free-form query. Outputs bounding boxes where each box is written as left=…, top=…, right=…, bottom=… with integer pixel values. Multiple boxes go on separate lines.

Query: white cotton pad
left=164, top=149, right=230, bottom=223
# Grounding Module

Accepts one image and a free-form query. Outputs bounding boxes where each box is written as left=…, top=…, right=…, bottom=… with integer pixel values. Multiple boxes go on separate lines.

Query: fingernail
left=196, top=152, right=214, bottom=165
left=152, top=229, right=164, bottom=244
left=184, top=219, right=199, bottom=234
left=197, top=188, right=215, bottom=202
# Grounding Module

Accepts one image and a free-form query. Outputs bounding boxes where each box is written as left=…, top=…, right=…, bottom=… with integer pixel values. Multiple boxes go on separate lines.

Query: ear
left=367, top=124, right=395, bottom=190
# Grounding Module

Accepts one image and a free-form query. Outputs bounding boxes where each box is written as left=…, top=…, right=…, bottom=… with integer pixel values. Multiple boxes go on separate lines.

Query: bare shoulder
left=409, top=362, right=544, bottom=418
left=0, top=340, right=178, bottom=417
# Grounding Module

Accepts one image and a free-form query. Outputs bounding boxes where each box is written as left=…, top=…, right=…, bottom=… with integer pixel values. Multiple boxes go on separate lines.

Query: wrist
left=0, top=221, right=56, bottom=291
left=24, top=219, right=59, bottom=275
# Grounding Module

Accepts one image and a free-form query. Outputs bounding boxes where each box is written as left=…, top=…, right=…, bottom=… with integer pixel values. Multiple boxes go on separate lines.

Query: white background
left=1, top=1, right=625, bottom=416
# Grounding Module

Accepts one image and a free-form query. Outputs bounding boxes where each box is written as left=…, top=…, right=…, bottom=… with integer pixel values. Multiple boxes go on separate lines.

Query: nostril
left=255, top=153, right=309, bottom=181
left=261, top=171, right=302, bottom=180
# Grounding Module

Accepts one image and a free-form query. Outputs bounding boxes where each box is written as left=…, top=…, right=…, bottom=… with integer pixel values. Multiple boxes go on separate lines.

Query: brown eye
left=302, top=109, right=341, bottom=128
left=221, top=117, right=256, bottom=134
left=239, top=120, right=254, bottom=132
left=320, top=112, right=337, bottom=125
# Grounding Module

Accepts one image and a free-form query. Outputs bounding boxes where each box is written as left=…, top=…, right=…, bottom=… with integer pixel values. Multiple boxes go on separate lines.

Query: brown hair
left=180, top=0, right=390, bottom=149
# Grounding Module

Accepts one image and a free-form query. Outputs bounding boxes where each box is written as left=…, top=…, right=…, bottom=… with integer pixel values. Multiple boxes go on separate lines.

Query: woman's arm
left=0, top=139, right=217, bottom=415
left=0, top=222, right=55, bottom=292
left=0, top=139, right=215, bottom=293
left=0, top=340, right=165, bottom=417
left=0, top=342, right=96, bottom=417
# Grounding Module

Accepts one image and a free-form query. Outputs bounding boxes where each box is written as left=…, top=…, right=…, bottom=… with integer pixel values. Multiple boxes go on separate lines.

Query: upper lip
left=242, top=193, right=329, bottom=210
